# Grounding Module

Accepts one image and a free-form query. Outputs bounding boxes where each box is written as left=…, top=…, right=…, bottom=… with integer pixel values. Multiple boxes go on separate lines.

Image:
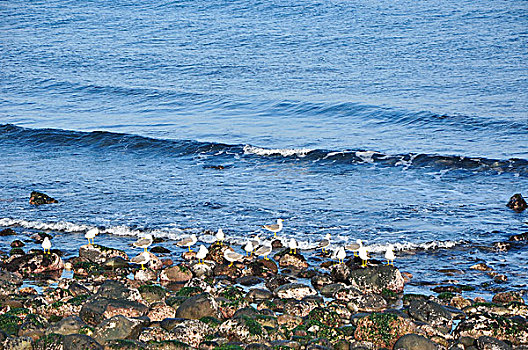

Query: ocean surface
left=1, top=0, right=527, bottom=298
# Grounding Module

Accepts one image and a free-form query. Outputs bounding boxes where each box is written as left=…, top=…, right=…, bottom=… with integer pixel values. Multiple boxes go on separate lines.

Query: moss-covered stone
left=213, top=345, right=244, bottom=350
left=220, top=286, right=245, bottom=301
left=199, top=316, right=222, bottom=328
left=67, top=294, right=91, bottom=306
left=175, top=286, right=203, bottom=297
left=0, top=313, right=23, bottom=335
left=33, top=332, right=65, bottom=350
left=354, top=312, right=415, bottom=349
left=307, top=307, right=341, bottom=327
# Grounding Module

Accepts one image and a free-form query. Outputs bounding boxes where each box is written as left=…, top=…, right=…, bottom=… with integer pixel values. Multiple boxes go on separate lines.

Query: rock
left=245, top=289, right=273, bottom=303
left=393, top=333, right=439, bottom=350
left=171, top=319, right=213, bottom=347
left=102, top=256, right=129, bottom=269
left=190, top=262, right=214, bottom=278
left=218, top=316, right=268, bottom=343
left=46, top=316, right=88, bottom=336
left=333, top=286, right=387, bottom=312
left=471, top=263, right=493, bottom=271
left=454, top=312, right=528, bottom=345
left=354, top=313, right=415, bottom=349
left=339, top=264, right=404, bottom=294
left=80, top=298, right=149, bottom=326
left=205, top=243, right=230, bottom=264
left=134, top=268, right=157, bottom=282
left=311, top=273, right=334, bottom=291
left=93, top=314, right=143, bottom=344
left=493, top=242, right=511, bottom=252
left=79, top=244, right=128, bottom=264
left=283, top=299, right=319, bottom=318
left=492, top=292, right=524, bottom=305
left=138, top=284, right=167, bottom=304
left=275, top=250, right=309, bottom=270
left=320, top=283, right=345, bottom=298
left=174, top=293, right=218, bottom=319
left=408, top=299, right=453, bottom=333
left=29, top=191, right=58, bottom=205
left=246, top=259, right=278, bottom=278
left=0, top=270, right=23, bottom=295
left=277, top=314, right=303, bottom=330
left=147, top=302, right=176, bottom=322
left=151, top=246, right=171, bottom=254
left=265, top=275, right=291, bottom=291
left=236, top=276, right=263, bottom=286
left=476, top=336, right=513, bottom=350
left=63, top=334, right=103, bottom=350
left=509, top=232, right=528, bottom=241
left=4, top=335, right=35, bottom=350
left=95, top=280, right=138, bottom=301
left=18, top=314, right=48, bottom=341
left=0, top=228, right=16, bottom=236
left=274, top=283, right=317, bottom=300
left=11, top=240, right=25, bottom=248
left=507, top=193, right=527, bottom=212
left=138, top=327, right=176, bottom=343
left=6, top=252, right=64, bottom=275
left=159, top=265, right=193, bottom=284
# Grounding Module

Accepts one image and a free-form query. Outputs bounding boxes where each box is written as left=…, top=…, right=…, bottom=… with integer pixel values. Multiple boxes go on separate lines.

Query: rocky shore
left=0, top=229, right=527, bottom=350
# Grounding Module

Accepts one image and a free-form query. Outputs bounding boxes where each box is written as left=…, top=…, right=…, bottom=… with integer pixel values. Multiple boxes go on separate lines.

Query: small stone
left=274, top=283, right=317, bottom=300
left=29, top=191, right=58, bottom=205
left=476, top=336, right=513, bottom=350
left=470, top=263, right=493, bottom=271
left=492, top=291, right=524, bottom=304
left=93, top=314, right=143, bottom=344
left=0, top=228, right=16, bottom=236
left=393, top=333, right=439, bottom=350
left=506, top=193, right=527, bottom=212
left=151, top=246, right=171, bottom=254
left=236, top=276, right=264, bottom=286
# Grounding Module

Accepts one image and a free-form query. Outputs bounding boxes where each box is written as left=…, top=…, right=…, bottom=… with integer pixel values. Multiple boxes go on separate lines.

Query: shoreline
left=0, top=225, right=527, bottom=349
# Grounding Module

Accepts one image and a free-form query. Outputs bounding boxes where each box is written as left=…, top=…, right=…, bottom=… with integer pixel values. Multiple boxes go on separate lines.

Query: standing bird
left=216, top=228, right=225, bottom=246
left=254, top=240, right=273, bottom=260
left=318, top=233, right=331, bottom=253
left=288, top=238, right=298, bottom=254
left=224, top=248, right=244, bottom=267
left=133, top=234, right=153, bottom=253
left=196, top=244, right=208, bottom=264
left=177, top=234, right=198, bottom=252
left=385, top=244, right=395, bottom=266
left=244, top=240, right=254, bottom=256
left=250, top=234, right=261, bottom=251
left=42, top=237, right=51, bottom=254
left=358, top=243, right=369, bottom=267
left=333, top=246, right=346, bottom=264
left=263, top=219, right=284, bottom=237
left=131, top=251, right=151, bottom=270
left=345, top=239, right=362, bottom=257
left=85, top=228, right=99, bottom=246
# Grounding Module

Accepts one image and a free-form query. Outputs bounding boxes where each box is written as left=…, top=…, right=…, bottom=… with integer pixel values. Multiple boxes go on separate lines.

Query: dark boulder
left=29, top=191, right=58, bottom=205
left=6, top=252, right=64, bottom=275
left=476, top=336, right=513, bottom=350
left=174, top=293, right=218, bottom=319
left=80, top=298, right=149, bottom=326
left=408, top=299, right=453, bottom=333
left=506, top=193, right=527, bottom=212
left=0, top=228, right=16, bottom=236
left=393, top=333, right=439, bottom=350
left=63, top=334, right=103, bottom=350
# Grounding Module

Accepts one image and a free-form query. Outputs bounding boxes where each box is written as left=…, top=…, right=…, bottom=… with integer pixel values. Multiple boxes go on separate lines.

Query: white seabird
left=42, top=237, right=51, bottom=254
left=263, top=219, right=283, bottom=237
left=223, top=248, right=244, bottom=267
left=216, top=228, right=225, bottom=245
left=358, top=243, right=369, bottom=267
left=317, top=233, right=331, bottom=253
left=244, top=240, right=254, bottom=256
left=196, top=244, right=208, bottom=264
left=177, top=234, right=198, bottom=252
left=133, top=234, right=153, bottom=252
left=385, top=244, right=395, bottom=266
left=345, top=239, right=362, bottom=257
left=85, top=228, right=99, bottom=246
left=131, top=251, right=151, bottom=270
left=288, top=237, right=298, bottom=254
left=254, top=240, right=273, bottom=260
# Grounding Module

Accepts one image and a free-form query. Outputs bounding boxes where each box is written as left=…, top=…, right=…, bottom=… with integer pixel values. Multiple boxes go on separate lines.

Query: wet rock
left=29, top=191, right=58, bottom=205
left=236, top=276, right=263, bottom=286
left=246, top=259, right=278, bottom=278
left=0, top=270, right=23, bottom=295
left=134, top=268, right=157, bottom=282
left=507, top=193, right=527, bottom=212
left=67, top=282, right=91, bottom=297
left=11, top=240, right=25, bottom=248
left=354, top=313, right=415, bottom=349
left=393, top=333, right=439, bottom=350
left=245, top=289, right=273, bottom=303
left=171, top=319, right=213, bottom=347
left=265, top=275, right=291, bottom=291
left=493, top=242, right=512, bottom=252
left=277, top=314, right=303, bottom=330
left=33, top=333, right=64, bottom=349
left=174, top=293, right=218, bottom=319
left=509, top=232, right=528, bottom=241
left=151, top=246, right=171, bottom=254
left=476, top=336, right=513, bottom=350
left=79, top=244, right=128, bottom=264
left=205, top=243, right=230, bottom=264
left=320, top=283, right=346, bottom=298
left=190, top=262, right=214, bottom=278
left=102, top=256, right=129, bottom=269
left=6, top=252, right=64, bottom=275
left=338, top=264, right=404, bottom=294
left=408, top=299, right=453, bottom=333
left=283, top=299, right=319, bottom=318
left=311, top=273, right=334, bottom=291
left=0, top=228, right=16, bottom=236
left=274, top=283, right=317, bottom=300
left=138, top=284, right=167, bottom=304
left=492, top=291, right=524, bottom=305
left=471, top=263, right=493, bottom=271
left=80, top=298, right=149, bottom=326
left=63, top=334, right=103, bottom=350
left=93, top=314, right=143, bottom=344
left=46, top=316, right=88, bottom=336
left=160, top=265, right=193, bottom=284
left=103, top=339, right=146, bottom=349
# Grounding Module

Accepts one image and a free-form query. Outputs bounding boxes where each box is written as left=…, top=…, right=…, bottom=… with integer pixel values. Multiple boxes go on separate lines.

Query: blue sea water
left=1, top=0, right=527, bottom=297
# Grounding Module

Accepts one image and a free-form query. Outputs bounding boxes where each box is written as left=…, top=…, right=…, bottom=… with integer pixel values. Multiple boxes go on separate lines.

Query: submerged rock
left=506, top=193, right=527, bottom=212
left=29, top=191, right=58, bottom=205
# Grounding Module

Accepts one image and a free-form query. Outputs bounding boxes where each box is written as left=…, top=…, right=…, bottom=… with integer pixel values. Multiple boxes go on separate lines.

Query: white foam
left=243, top=145, right=314, bottom=158
left=355, top=150, right=380, bottom=163
left=0, top=218, right=90, bottom=232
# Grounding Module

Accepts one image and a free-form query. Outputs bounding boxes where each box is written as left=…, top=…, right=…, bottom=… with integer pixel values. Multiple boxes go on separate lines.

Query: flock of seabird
left=42, top=218, right=396, bottom=269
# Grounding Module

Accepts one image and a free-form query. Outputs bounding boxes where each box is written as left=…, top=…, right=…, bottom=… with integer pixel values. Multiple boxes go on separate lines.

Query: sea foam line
left=243, top=145, right=314, bottom=158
